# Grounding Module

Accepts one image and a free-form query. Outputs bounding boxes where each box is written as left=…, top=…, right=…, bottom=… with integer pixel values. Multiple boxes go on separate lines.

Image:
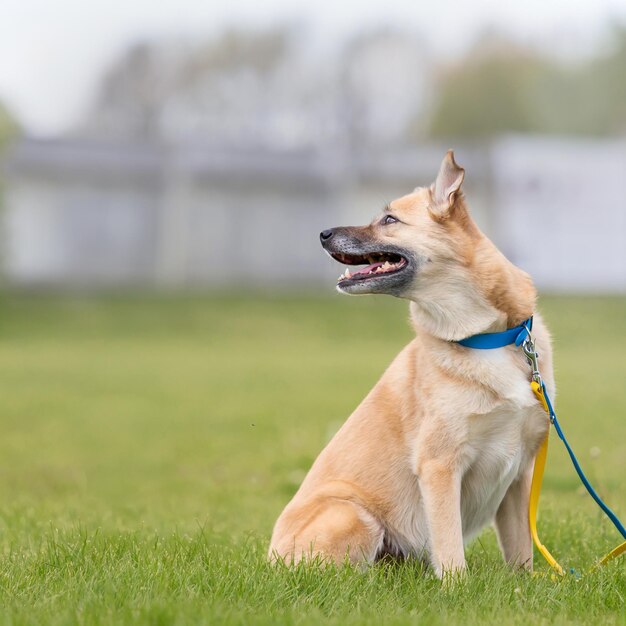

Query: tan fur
left=269, top=151, right=553, bottom=577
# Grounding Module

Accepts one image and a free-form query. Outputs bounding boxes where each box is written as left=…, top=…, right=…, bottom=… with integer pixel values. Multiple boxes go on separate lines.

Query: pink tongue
left=352, top=261, right=384, bottom=276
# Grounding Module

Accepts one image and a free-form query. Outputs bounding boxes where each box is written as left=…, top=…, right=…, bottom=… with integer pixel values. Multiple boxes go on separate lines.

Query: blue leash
left=540, top=381, right=626, bottom=540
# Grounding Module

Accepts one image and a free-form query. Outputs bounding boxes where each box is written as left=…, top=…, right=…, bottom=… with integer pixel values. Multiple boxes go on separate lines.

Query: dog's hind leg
left=268, top=497, right=384, bottom=565
left=494, top=466, right=533, bottom=570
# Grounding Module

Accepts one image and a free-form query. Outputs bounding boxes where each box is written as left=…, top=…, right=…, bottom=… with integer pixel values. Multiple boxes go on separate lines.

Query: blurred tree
left=0, top=99, right=20, bottom=287
left=81, top=26, right=433, bottom=150
left=78, top=24, right=626, bottom=144
left=0, top=100, right=20, bottom=149
left=81, top=28, right=331, bottom=148
left=426, top=38, right=550, bottom=138
left=427, top=28, right=626, bottom=138
left=588, top=26, right=626, bottom=134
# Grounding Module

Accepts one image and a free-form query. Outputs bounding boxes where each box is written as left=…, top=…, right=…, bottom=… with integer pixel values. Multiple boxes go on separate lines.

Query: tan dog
left=269, top=151, right=553, bottom=577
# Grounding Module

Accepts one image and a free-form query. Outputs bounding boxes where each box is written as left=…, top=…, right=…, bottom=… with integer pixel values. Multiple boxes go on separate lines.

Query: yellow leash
left=529, top=380, right=626, bottom=575
left=457, top=315, right=625, bottom=575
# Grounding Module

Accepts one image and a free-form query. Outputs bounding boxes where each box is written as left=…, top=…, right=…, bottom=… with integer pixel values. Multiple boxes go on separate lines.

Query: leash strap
left=528, top=383, right=565, bottom=576
left=530, top=380, right=626, bottom=573
left=540, top=381, right=626, bottom=541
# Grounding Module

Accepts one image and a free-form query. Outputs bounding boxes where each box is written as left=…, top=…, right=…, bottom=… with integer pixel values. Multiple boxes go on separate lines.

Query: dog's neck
left=409, top=281, right=510, bottom=342
left=409, top=215, right=536, bottom=343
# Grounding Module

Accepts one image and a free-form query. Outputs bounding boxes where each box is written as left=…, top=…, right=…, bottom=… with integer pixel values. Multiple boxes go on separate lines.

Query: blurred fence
left=2, top=135, right=625, bottom=291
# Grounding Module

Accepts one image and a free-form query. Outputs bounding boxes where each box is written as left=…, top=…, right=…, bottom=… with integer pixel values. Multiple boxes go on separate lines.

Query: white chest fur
left=456, top=347, right=548, bottom=541
left=460, top=402, right=538, bottom=541
left=388, top=343, right=550, bottom=557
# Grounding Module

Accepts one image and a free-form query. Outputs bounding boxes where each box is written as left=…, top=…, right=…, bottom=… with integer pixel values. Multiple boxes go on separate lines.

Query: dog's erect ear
left=430, top=150, right=465, bottom=218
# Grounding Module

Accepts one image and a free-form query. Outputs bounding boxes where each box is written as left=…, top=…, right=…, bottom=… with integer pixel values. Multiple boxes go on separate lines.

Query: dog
left=268, top=150, right=553, bottom=577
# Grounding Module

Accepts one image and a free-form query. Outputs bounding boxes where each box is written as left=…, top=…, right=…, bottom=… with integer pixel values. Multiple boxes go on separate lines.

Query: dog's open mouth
left=331, top=251, right=408, bottom=284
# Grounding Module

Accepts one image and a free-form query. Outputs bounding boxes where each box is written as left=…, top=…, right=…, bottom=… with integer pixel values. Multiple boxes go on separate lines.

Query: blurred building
left=1, top=138, right=465, bottom=288
left=492, top=136, right=626, bottom=292
left=3, top=135, right=626, bottom=291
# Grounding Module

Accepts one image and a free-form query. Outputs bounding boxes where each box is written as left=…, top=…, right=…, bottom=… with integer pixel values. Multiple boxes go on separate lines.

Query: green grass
left=0, top=292, right=624, bottom=625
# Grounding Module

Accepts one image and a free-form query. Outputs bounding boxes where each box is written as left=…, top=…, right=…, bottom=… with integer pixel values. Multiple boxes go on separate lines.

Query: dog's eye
left=381, top=215, right=398, bottom=225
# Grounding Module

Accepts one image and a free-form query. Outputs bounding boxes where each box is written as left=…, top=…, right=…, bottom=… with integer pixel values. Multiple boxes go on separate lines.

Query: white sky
left=1, top=0, right=626, bottom=136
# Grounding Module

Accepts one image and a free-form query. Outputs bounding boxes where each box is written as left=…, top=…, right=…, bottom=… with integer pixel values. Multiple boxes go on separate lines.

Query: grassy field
left=0, top=292, right=624, bottom=625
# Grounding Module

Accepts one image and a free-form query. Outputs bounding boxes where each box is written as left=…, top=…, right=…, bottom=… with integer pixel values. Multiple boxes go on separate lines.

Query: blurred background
left=1, top=0, right=626, bottom=291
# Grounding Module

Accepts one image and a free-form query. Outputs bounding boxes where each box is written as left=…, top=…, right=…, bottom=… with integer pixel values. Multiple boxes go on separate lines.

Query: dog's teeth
left=382, top=261, right=391, bottom=270
left=338, top=268, right=350, bottom=282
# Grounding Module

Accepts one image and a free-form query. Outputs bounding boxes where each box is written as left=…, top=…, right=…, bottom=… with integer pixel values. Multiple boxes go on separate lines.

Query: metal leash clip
left=522, top=335, right=542, bottom=386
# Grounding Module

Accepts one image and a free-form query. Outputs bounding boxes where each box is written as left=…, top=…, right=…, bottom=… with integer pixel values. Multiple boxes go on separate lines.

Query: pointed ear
left=430, top=150, right=465, bottom=218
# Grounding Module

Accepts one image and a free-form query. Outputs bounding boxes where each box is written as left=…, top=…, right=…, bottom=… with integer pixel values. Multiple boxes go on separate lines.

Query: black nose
left=320, top=229, right=334, bottom=242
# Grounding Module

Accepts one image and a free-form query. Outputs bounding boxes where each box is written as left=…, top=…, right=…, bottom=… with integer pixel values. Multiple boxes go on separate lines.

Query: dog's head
left=321, top=150, right=536, bottom=339
left=321, top=150, right=476, bottom=299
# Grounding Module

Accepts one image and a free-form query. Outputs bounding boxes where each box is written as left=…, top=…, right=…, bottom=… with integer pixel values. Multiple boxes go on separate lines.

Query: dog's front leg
left=494, top=465, right=533, bottom=570
left=418, top=459, right=465, bottom=578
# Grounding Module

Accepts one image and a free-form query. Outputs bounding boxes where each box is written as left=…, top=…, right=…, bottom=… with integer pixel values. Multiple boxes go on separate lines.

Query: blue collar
left=456, top=316, right=533, bottom=349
